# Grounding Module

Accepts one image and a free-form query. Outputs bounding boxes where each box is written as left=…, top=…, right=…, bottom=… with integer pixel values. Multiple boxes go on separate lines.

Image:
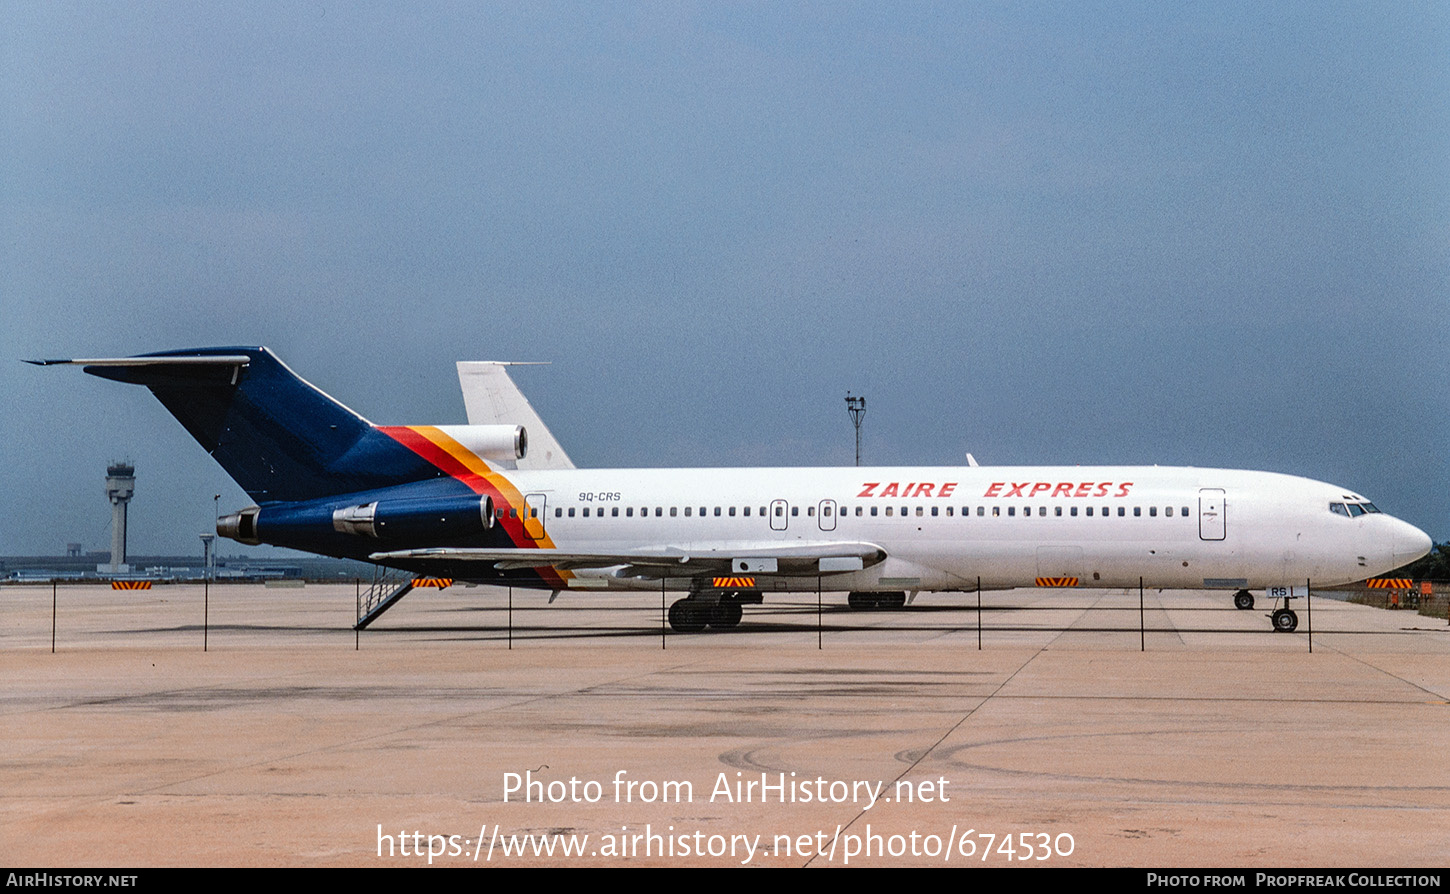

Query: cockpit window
left=1331, top=501, right=1382, bottom=517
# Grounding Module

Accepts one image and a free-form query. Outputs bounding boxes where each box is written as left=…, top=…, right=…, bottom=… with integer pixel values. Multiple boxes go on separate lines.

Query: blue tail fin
left=74, top=347, right=436, bottom=502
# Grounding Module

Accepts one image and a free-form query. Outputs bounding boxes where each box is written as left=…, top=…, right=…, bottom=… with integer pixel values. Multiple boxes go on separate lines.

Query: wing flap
left=371, top=541, right=886, bottom=577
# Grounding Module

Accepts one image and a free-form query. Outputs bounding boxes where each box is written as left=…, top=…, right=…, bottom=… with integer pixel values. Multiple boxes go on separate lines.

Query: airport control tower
left=104, top=461, right=135, bottom=574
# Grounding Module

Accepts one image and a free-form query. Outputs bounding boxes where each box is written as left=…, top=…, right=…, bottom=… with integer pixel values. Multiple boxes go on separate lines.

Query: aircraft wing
left=371, top=541, right=886, bottom=578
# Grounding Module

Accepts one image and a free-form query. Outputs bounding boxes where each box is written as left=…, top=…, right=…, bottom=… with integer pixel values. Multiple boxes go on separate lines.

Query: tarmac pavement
left=3, top=582, right=1448, bottom=867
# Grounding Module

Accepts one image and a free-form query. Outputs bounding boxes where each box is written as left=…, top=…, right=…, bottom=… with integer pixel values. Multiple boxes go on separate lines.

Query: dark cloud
left=3, top=2, right=1446, bottom=555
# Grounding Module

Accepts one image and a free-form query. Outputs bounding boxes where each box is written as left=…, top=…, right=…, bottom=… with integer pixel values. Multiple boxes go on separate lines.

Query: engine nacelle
left=432, top=425, right=527, bottom=462
left=217, top=506, right=262, bottom=545
left=331, top=495, right=495, bottom=540
left=218, top=495, right=496, bottom=547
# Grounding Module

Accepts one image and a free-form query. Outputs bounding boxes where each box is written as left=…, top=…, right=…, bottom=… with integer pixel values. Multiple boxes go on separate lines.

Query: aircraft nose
left=1393, top=520, right=1433, bottom=568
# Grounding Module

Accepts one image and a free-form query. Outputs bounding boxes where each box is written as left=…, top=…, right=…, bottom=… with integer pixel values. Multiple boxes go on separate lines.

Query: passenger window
left=886, top=507, right=894, bottom=517
left=742, top=507, right=749, bottom=517
left=568, top=507, right=576, bottom=518
left=807, top=506, right=815, bottom=517
left=992, top=506, right=999, bottom=517
left=774, top=505, right=783, bottom=517
left=1039, top=507, right=1046, bottom=517
left=1070, top=507, right=1077, bottom=517
left=870, top=506, right=878, bottom=516
left=1086, top=507, right=1092, bottom=516
left=612, top=507, right=619, bottom=517
left=729, top=506, right=736, bottom=516
left=670, top=507, right=677, bottom=517
left=977, top=506, right=985, bottom=517
left=1008, top=507, right=1016, bottom=517
left=684, top=507, right=691, bottom=517
left=791, top=506, right=798, bottom=516
left=1117, top=507, right=1125, bottom=517
left=931, top=506, right=938, bottom=517
left=626, top=508, right=633, bottom=517
left=916, top=506, right=924, bottom=517
left=582, top=507, right=589, bottom=518
left=555, top=508, right=562, bottom=518
left=1165, top=506, right=1172, bottom=517
left=714, top=507, right=721, bottom=517
left=1134, top=507, right=1141, bottom=517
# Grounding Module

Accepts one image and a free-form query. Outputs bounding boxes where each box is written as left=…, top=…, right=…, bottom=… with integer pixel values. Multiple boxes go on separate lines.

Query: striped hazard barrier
left=1367, top=578, right=1412, bottom=589
left=111, top=580, right=152, bottom=590
left=413, top=578, right=453, bottom=588
left=1035, top=577, right=1079, bottom=588
left=711, top=577, right=757, bottom=589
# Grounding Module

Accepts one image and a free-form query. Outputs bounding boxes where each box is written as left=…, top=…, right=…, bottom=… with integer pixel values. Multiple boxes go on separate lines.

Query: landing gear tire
left=707, top=601, right=743, bottom=629
left=1234, top=590, right=1255, bottom=610
left=668, top=599, right=708, bottom=633
left=847, top=592, right=878, bottom=610
left=1271, top=608, right=1298, bottom=633
left=848, top=591, right=905, bottom=611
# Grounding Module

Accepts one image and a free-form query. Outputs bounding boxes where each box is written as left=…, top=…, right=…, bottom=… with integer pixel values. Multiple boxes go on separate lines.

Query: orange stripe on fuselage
left=377, top=426, right=566, bottom=587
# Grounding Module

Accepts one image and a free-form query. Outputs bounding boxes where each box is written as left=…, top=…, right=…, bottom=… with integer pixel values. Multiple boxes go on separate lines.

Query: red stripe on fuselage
left=377, top=426, right=565, bottom=588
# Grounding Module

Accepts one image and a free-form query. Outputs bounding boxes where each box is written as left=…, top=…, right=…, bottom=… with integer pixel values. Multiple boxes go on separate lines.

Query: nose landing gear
left=1271, top=607, right=1299, bottom=632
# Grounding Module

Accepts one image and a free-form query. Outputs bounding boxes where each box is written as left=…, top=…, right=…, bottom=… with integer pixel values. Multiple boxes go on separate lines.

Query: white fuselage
left=492, top=465, right=1429, bottom=594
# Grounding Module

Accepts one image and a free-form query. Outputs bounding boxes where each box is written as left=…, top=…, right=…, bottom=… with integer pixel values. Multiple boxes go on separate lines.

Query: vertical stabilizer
left=457, top=362, right=575, bottom=470
left=35, top=348, right=438, bottom=503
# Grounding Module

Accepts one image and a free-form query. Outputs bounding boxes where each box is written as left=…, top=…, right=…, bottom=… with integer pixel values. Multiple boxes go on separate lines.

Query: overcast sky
left=3, top=1, right=1446, bottom=558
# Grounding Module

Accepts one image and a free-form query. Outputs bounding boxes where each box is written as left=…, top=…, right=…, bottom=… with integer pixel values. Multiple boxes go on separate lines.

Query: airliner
left=34, top=347, right=1432, bottom=633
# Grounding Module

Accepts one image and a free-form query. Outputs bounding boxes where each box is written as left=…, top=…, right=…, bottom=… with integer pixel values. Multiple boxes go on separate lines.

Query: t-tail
left=28, top=347, right=528, bottom=504
left=31, top=347, right=439, bottom=502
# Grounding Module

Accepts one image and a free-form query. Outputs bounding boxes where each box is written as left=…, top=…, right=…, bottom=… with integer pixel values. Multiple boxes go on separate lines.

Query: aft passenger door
left=523, top=493, right=547, bottom=541
left=1198, top=488, right=1225, bottom=541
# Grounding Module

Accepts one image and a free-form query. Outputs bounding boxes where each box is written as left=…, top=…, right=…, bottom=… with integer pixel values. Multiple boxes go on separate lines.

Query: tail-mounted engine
left=217, top=494, right=496, bottom=548
left=331, top=495, right=496, bottom=540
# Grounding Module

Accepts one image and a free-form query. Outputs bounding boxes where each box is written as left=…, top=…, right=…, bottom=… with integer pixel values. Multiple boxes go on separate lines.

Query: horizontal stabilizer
left=35, top=347, right=440, bottom=503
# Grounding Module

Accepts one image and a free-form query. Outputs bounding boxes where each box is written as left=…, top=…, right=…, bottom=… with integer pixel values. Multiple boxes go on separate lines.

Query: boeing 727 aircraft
left=34, top=347, right=1432, bottom=633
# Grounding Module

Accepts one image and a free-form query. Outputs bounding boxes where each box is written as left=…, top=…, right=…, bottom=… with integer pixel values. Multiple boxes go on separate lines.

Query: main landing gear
left=1233, top=590, right=1255, bottom=610
left=847, top=591, right=907, bottom=611
left=667, top=590, right=758, bottom=633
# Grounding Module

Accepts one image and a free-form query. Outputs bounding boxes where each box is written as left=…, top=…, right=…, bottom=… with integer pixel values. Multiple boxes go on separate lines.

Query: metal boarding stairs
left=354, top=566, right=416, bottom=630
